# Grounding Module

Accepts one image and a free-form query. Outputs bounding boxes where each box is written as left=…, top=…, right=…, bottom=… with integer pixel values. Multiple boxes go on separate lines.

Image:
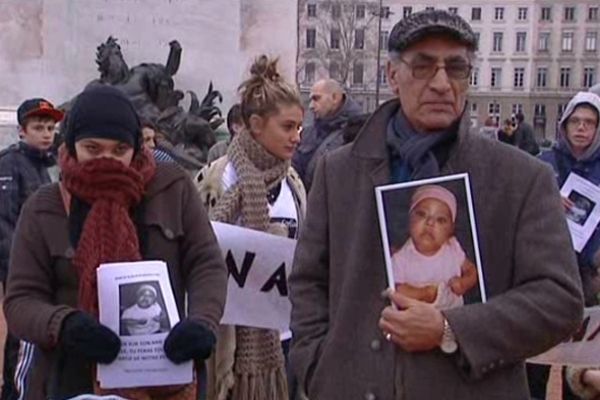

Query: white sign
left=529, top=307, right=600, bottom=367
left=560, top=173, right=600, bottom=252
left=97, top=261, right=193, bottom=389
left=211, top=222, right=296, bottom=333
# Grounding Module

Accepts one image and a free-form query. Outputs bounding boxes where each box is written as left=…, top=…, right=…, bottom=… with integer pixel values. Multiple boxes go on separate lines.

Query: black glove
left=59, top=311, right=121, bottom=364
left=164, top=319, right=216, bottom=364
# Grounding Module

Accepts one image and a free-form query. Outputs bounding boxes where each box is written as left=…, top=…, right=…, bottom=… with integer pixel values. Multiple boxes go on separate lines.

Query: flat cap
left=388, top=9, right=478, bottom=53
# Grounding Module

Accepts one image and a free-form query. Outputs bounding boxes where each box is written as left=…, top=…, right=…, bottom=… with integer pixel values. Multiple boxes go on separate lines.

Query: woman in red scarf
left=3, top=85, right=227, bottom=399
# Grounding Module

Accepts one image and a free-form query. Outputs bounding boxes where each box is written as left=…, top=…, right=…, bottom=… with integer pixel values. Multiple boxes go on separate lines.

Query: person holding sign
left=197, top=55, right=306, bottom=400
left=289, top=9, right=583, bottom=400
left=3, top=85, right=227, bottom=400
left=392, top=185, right=477, bottom=309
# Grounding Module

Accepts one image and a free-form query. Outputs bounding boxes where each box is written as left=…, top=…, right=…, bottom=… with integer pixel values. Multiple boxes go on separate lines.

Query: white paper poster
left=529, top=307, right=600, bottom=367
left=97, top=261, right=192, bottom=389
left=560, top=173, right=600, bottom=252
left=211, top=222, right=296, bottom=333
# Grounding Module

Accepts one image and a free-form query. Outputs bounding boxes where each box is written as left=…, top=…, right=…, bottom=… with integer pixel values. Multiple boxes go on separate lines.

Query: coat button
left=364, top=392, right=376, bottom=400
left=370, top=339, right=381, bottom=351
left=163, top=228, right=174, bottom=239
left=64, top=247, right=75, bottom=258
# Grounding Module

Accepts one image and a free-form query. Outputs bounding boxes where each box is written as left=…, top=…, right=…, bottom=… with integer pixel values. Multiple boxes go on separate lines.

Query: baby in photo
left=121, top=284, right=165, bottom=336
left=392, top=185, right=478, bottom=309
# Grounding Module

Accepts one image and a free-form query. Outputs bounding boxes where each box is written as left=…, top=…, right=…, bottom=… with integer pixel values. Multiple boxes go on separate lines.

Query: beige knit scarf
left=210, top=129, right=289, bottom=400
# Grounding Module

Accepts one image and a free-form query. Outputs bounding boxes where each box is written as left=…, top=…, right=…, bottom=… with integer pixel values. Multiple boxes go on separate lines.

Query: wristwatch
left=440, top=317, right=458, bottom=354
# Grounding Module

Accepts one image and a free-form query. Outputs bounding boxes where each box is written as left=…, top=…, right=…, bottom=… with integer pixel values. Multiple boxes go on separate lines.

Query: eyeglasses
left=397, top=57, right=473, bottom=80
left=567, top=117, right=598, bottom=129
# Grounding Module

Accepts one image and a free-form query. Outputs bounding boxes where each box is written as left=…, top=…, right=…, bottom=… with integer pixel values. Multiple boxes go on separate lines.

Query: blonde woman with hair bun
left=197, top=55, right=307, bottom=400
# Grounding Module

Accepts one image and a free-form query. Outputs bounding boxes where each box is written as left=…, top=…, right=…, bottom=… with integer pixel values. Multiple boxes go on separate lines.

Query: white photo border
left=374, top=173, right=487, bottom=302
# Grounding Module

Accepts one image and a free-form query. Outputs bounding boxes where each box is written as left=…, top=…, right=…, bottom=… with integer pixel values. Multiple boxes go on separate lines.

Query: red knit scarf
left=58, top=145, right=156, bottom=316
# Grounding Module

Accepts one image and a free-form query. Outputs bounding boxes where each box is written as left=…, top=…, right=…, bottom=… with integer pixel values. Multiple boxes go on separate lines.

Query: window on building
left=584, top=67, right=596, bottom=88
left=329, top=61, right=340, bottom=80
left=471, top=103, right=478, bottom=113
left=518, top=7, right=528, bottom=21
left=356, top=4, right=366, bottom=19
left=558, top=103, right=566, bottom=116
left=353, top=62, right=364, bottom=85
left=513, top=68, right=525, bottom=88
left=516, top=32, right=527, bottom=52
left=488, top=102, right=501, bottom=116
left=564, top=6, right=575, bottom=21
left=512, top=104, right=524, bottom=115
left=590, top=7, right=599, bottom=21
left=536, top=67, right=548, bottom=88
left=307, top=3, right=317, bottom=18
left=379, top=66, right=387, bottom=85
left=493, top=32, right=503, bottom=52
left=541, top=7, right=552, bottom=21
left=586, top=32, right=598, bottom=52
left=331, top=3, right=341, bottom=19
left=403, top=7, right=412, bottom=18
left=354, top=29, right=365, bottom=49
left=534, top=104, right=546, bottom=117
left=306, top=28, right=316, bottom=49
left=471, top=7, right=482, bottom=21
left=474, top=32, right=480, bottom=49
left=538, top=32, right=550, bottom=51
left=470, top=67, right=479, bottom=86
left=331, top=29, right=341, bottom=49
left=561, top=31, right=574, bottom=52
left=380, top=30, right=389, bottom=50
left=305, top=62, right=315, bottom=83
left=382, top=6, right=390, bottom=19
left=494, top=7, right=504, bottom=21
left=448, top=7, right=458, bottom=15
left=560, top=67, right=571, bottom=88
left=491, top=67, right=502, bottom=88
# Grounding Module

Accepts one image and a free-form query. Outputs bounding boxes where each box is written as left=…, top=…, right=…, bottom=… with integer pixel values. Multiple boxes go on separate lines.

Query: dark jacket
left=3, top=162, right=227, bottom=400
left=0, top=142, right=55, bottom=281
left=289, top=99, right=583, bottom=400
left=515, top=121, right=540, bottom=155
left=292, top=95, right=362, bottom=192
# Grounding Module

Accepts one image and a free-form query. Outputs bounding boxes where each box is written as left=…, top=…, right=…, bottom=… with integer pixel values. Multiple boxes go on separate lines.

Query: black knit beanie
left=65, top=85, right=141, bottom=154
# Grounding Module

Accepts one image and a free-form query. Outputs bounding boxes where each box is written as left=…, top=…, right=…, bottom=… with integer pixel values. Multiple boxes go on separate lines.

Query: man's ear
left=386, top=60, right=400, bottom=96
left=248, top=114, right=264, bottom=138
left=17, top=125, right=25, bottom=139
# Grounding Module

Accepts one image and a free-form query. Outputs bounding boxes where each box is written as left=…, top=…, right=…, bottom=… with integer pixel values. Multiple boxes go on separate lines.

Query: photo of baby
left=566, top=190, right=595, bottom=226
left=392, top=185, right=478, bottom=309
left=119, top=281, right=171, bottom=336
left=376, top=174, right=485, bottom=308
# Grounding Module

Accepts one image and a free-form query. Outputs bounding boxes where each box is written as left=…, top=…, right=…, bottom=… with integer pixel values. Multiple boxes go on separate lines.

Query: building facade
left=297, top=0, right=600, bottom=140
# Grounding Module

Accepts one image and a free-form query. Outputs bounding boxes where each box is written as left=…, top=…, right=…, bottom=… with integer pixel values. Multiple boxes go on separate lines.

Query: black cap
left=388, top=9, right=478, bottom=53
left=17, top=98, right=64, bottom=127
left=65, top=85, right=141, bottom=154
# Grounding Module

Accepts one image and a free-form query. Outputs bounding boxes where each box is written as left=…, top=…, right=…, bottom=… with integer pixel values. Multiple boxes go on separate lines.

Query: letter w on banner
left=529, top=307, right=600, bottom=367
left=211, top=222, right=296, bottom=333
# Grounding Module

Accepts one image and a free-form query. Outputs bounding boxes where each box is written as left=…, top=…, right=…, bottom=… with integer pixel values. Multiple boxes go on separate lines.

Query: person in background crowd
left=0, top=98, right=64, bottom=400
left=141, top=120, right=157, bottom=150
left=514, top=112, right=540, bottom=156
left=3, top=85, right=227, bottom=399
left=206, top=104, right=244, bottom=164
left=535, top=91, right=600, bottom=400
left=292, top=78, right=361, bottom=192
left=478, top=116, right=497, bottom=140
left=197, top=55, right=306, bottom=400
left=497, top=118, right=517, bottom=145
left=289, top=9, right=582, bottom=400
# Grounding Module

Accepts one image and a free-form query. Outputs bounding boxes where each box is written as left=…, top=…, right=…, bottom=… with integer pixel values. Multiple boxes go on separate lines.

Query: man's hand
left=561, top=196, right=574, bottom=211
left=378, top=289, right=444, bottom=352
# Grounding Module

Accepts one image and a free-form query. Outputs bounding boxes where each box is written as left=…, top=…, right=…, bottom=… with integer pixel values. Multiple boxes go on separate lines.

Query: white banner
left=211, top=222, right=296, bottom=333
left=529, top=307, right=600, bottom=367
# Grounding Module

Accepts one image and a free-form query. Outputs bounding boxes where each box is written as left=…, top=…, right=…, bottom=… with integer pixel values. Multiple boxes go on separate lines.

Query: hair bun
left=249, top=55, right=280, bottom=82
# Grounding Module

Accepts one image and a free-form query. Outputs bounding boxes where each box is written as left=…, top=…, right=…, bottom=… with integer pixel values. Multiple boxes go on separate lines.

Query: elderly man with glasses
left=289, top=9, right=583, bottom=400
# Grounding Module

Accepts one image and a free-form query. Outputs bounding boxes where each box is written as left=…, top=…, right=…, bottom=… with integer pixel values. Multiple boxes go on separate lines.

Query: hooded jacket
left=539, top=91, right=600, bottom=269
left=292, top=95, right=362, bottom=192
